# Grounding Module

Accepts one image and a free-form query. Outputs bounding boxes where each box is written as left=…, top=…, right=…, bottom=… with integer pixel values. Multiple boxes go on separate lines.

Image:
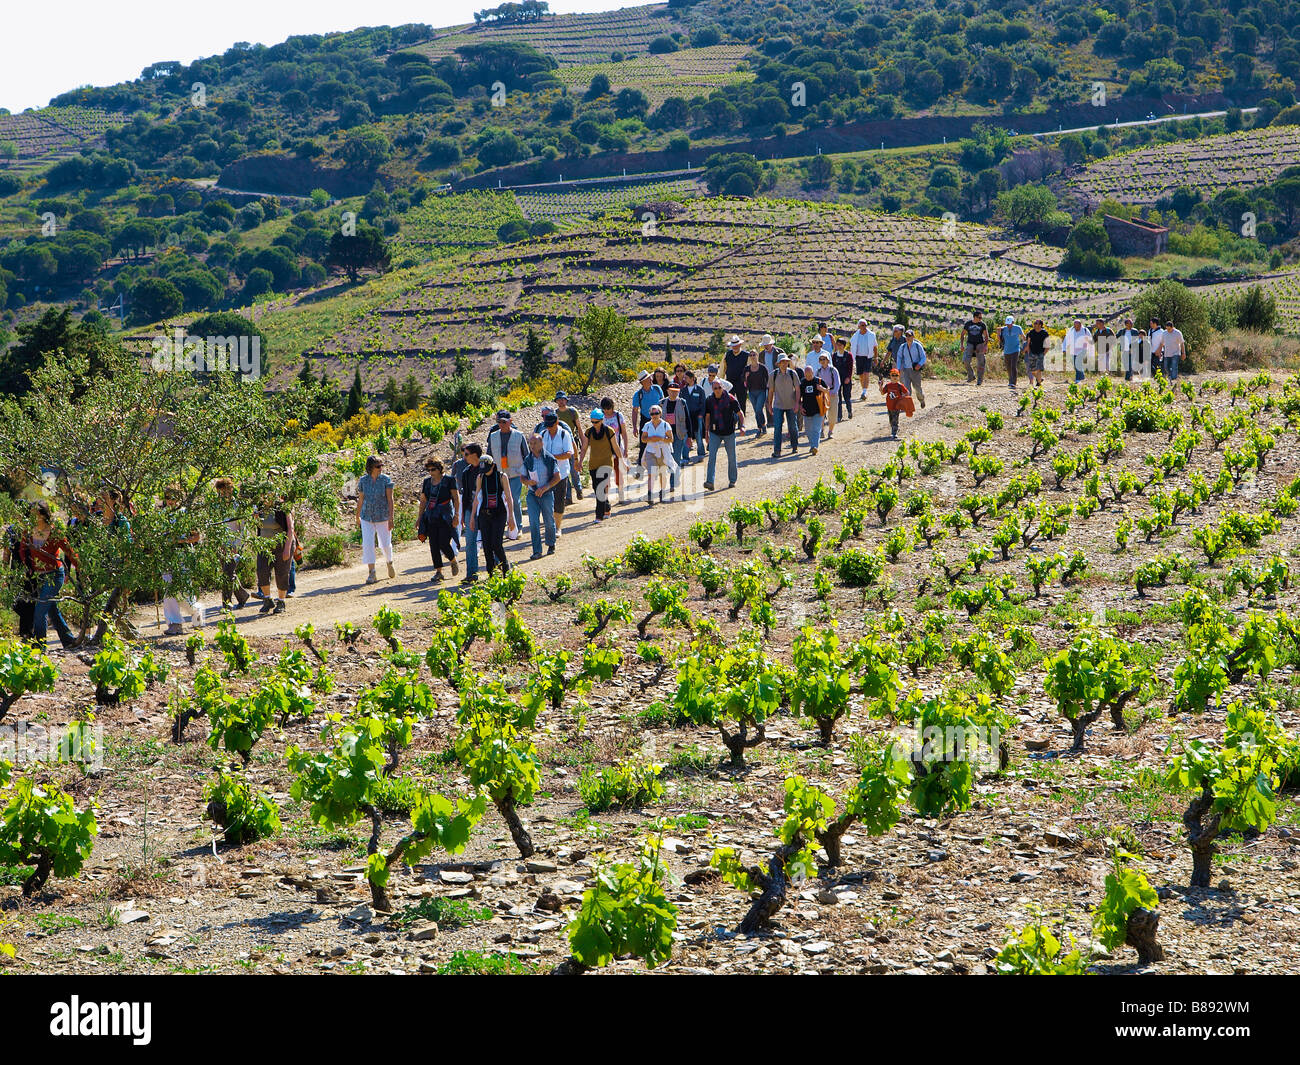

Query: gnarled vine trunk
left=1108, top=689, right=1138, bottom=732
left=496, top=796, right=534, bottom=858
left=361, top=803, right=393, bottom=912
left=816, top=813, right=856, bottom=869
left=1183, top=782, right=1221, bottom=889
left=1125, top=907, right=1164, bottom=965
left=738, top=848, right=793, bottom=934
left=719, top=721, right=765, bottom=768
left=1070, top=709, right=1103, bottom=752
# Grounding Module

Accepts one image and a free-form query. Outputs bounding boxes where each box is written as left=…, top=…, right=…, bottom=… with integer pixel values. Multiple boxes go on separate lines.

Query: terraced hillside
left=417, top=4, right=687, bottom=65
left=1068, top=125, right=1300, bottom=208
left=0, top=106, right=120, bottom=173
left=551, top=44, right=755, bottom=105
left=302, top=198, right=1153, bottom=380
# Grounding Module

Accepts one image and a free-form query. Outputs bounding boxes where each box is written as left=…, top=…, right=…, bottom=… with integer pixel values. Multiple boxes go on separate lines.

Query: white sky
left=2, top=0, right=624, bottom=113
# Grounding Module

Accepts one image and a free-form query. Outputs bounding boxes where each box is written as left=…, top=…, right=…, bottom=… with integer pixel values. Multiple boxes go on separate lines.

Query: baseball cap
left=1005, top=316, right=1014, bottom=325
left=555, top=390, right=568, bottom=401
left=890, top=368, right=900, bottom=377
left=904, top=328, right=915, bottom=337
left=707, top=363, right=719, bottom=374
left=496, top=409, right=511, bottom=420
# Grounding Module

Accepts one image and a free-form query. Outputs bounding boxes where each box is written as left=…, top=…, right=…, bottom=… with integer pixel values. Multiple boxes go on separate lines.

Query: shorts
left=1026, top=350, right=1045, bottom=372
left=854, top=355, right=872, bottom=375
left=552, top=479, right=570, bottom=515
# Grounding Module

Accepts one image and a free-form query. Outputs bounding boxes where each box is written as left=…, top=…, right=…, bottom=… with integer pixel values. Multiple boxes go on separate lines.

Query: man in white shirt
left=1117, top=317, right=1141, bottom=381
left=806, top=335, right=830, bottom=374
left=1062, top=318, right=1094, bottom=383
left=1148, top=318, right=1166, bottom=378
left=759, top=333, right=784, bottom=376
left=850, top=318, right=878, bottom=399
left=538, top=404, right=575, bottom=537
left=1161, top=319, right=1184, bottom=380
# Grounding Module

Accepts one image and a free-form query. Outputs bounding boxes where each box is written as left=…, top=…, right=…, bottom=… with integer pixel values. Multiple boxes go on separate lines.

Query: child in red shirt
left=880, top=369, right=911, bottom=439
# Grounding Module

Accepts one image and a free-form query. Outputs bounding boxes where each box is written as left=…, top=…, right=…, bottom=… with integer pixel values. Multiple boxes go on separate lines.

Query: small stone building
left=1102, top=214, right=1169, bottom=257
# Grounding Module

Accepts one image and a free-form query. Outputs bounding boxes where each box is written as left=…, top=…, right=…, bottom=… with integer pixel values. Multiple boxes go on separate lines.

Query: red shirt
left=881, top=381, right=910, bottom=412
left=20, top=534, right=77, bottom=574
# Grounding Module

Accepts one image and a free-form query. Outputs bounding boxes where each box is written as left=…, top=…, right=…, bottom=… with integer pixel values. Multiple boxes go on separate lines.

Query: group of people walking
left=958, top=309, right=1187, bottom=388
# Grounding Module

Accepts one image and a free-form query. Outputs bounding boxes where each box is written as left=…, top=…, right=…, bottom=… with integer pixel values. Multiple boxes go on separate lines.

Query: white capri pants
left=360, top=518, right=393, bottom=565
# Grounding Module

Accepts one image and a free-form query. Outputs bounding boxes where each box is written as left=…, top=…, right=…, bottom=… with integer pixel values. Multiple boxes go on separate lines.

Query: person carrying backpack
left=961, top=309, right=988, bottom=385
left=471, top=454, right=516, bottom=576
left=486, top=410, right=528, bottom=535
left=419, top=459, right=460, bottom=583
left=585, top=408, right=622, bottom=520
left=894, top=329, right=927, bottom=407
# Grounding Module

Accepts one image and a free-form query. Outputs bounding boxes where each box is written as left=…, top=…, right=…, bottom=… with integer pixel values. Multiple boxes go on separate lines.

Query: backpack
left=482, top=471, right=502, bottom=514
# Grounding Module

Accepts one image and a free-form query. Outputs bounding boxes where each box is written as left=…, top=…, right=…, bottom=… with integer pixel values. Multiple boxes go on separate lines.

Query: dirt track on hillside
left=137, top=376, right=1054, bottom=640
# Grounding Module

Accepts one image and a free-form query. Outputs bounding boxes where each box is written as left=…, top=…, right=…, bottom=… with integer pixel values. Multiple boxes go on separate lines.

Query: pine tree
left=381, top=375, right=402, bottom=413
left=344, top=367, right=365, bottom=419
left=522, top=327, right=549, bottom=381
left=298, top=356, right=315, bottom=387
left=893, top=299, right=909, bottom=329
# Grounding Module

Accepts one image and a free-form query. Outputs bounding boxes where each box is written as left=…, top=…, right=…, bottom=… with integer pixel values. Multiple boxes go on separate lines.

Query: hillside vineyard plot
left=551, top=45, right=755, bottom=106
left=515, top=179, right=704, bottom=227
left=0, top=106, right=119, bottom=170
left=6, top=374, right=1300, bottom=976
left=417, top=4, right=686, bottom=65
left=309, top=199, right=1153, bottom=370
left=1069, top=126, right=1300, bottom=207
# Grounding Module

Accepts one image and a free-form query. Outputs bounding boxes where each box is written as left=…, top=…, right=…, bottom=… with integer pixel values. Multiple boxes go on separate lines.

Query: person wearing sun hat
left=1062, top=317, right=1093, bottom=383
left=703, top=375, right=743, bottom=490
left=998, top=315, right=1025, bottom=390
left=759, top=332, right=784, bottom=376
left=665, top=380, right=695, bottom=472
left=632, top=369, right=664, bottom=485
left=553, top=390, right=584, bottom=500
left=895, top=328, right=926, bottom=408
left=767, top=351, right=802, bottom=459
left=584, top=407, right=621, bottom=521
left=723, top=334, right=751, bottom=425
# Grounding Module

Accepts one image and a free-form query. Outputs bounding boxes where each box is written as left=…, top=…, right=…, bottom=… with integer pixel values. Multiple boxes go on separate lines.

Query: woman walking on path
left=470, top=454, right=516, bottom=576
left=599, top=397, right=630, bottom=498
left=20, top=502, right=79, bottom=649
left=815, top=352, right=842, bottom=441
left=419, top=459, right=460, bottom=583
left=356, top=456, right=396, bottom=585
left=641, top=404, right=677, bottom=505
left=799, top=365, right=830, bottom=456
left=585, top=408, right=622, bottom=520
left=214, top=477, right=249, bottom=610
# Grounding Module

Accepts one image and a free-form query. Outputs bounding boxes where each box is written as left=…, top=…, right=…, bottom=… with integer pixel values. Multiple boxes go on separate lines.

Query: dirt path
left=139, top=376, right=1060, bottom=640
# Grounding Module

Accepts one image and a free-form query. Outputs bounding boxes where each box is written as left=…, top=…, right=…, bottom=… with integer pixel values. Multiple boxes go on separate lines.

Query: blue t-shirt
left=633, top=384, right=664, bottom=420
left=1001, top=324, right=1024, bottom=353
left=357, top=472, right=393, bottom=522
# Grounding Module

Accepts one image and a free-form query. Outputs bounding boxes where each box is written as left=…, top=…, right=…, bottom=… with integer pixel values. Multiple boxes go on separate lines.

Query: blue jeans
left=1165, top=354, right=1179, bottom=380
left=804, top=412, right=824, bottom=448
left=772, top=408, right=799, bottom=456
left=673, top=432, right=691, bottom=468
left=749, top=389, right=768, bottom=432
left=525, top=488, right=556, bottom=555
left=569, top=464, right=582, bottom=494
left=507, top=476, right=524, bottom=530
left=461, top=509, right=479, bottom=578
left=34, top=567, right=75, bottom=646
left=288, top=558, right=297, bottom=594
left=707, top=432, right=737, bottom=486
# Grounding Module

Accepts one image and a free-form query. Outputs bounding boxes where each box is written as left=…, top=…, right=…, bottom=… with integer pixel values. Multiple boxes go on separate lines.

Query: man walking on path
left=486, top=410, right=528, bottom=537
left=743, top=349, right=769, bottom=437
left=1062, top=318, right=1094, bottom=383
left=895, top=329, right=926, bottom=408
left=724, top=335, right=751, bottom=426
left=851, top=318, right=877, bottom=399
left=554, top=391, right=584, bottom=499
left=961, top=309, right=988, bottom=385
left=538, top=405, right=575, bottom=539
left=704, top=378, right=743, bottom=490
left=521, top=434, right=560, bottom=559
left=816, top=351, right=841, bottom=441
left=768, top=352, right=802, bottom=459
left=885, top=324, right=906, bottom=381
left=798, top=364, right=829, bottom=455
left=759, top=333, right=784, bottom=376
left=1117, top=317, right=1141, bottom=381
left=998, top=315, right=1024, bottom=390
left=1148, top=318, right=1166, bottom=378
left=679, top=372, right=705, bottom=463
left=1162, top=319, right=1184, bottom=380
left=1026, top=319, right=1049, bottom=387
left=806, top=335, right=831, bottom=377
left=1091, top=317, right=1116, bottom=375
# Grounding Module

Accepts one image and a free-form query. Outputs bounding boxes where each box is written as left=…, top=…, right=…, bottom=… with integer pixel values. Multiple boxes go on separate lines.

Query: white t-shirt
left=850, top=329, right=877, bottom=360
left=1163, top=327, right=1184, bottom=355
left=541, top=424, right=574, bottom=479
left=1149, top=327, right=1165, bottom=356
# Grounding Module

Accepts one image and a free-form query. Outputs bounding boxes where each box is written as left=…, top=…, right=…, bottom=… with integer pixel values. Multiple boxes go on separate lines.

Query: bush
left=831, top=548, right=885, bottom=587
left=1132, top=280, right=1211, bottom=357
left=578, top=760, right=665, bottom=811
left=622, top=534, right=678, bottom=575
left=305, top=534, right=347, bottom=568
